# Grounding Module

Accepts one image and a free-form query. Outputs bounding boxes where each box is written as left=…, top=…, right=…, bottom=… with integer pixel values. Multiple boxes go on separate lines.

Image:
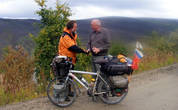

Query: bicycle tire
left=47, top=78, right=77, bottom=107
left=97, top=80, right=128, bottom=104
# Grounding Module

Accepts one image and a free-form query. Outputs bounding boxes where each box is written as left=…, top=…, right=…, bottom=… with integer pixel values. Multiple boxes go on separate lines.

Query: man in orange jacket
left=58, top=20, right=88, bottom=64
left=58, top=20, right=88, bottom=101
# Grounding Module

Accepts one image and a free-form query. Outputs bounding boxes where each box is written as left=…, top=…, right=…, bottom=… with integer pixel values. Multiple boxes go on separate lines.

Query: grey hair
left=91, top=19, right=101, bottom=26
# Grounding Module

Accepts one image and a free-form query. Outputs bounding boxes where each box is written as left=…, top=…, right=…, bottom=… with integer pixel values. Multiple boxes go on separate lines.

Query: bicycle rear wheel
left=97, top=80, right=128, bottom=104
left=47, top=78, right=77, bottom=107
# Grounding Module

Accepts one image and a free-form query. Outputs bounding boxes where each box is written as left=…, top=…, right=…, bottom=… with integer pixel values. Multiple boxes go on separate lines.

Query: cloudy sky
left=0, top=0, right=178, bottom=20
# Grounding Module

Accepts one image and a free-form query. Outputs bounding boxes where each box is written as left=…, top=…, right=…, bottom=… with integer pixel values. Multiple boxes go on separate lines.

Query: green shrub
left=0, top=46, right=39, bottom=105
left=109, top=42, right=128, bottom=56
left=33, top=0, right=71, bottom=80
left=135, top=31, right=178, bottom=73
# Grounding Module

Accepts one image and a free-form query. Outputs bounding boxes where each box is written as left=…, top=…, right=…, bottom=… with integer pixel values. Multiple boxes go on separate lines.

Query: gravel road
left=1, top=63, right=178, bottom=110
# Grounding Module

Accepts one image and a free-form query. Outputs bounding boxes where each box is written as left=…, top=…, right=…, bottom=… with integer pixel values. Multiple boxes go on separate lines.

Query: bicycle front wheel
left=47, top=78, right=77, bottom=107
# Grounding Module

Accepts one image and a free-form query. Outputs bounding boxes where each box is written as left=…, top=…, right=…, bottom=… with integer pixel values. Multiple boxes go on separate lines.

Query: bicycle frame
left=65, top=70, right=109, bottom=95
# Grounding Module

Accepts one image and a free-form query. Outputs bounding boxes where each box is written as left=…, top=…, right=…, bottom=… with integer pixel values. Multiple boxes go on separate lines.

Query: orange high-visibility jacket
left=58, top=27, right=77, bottom=64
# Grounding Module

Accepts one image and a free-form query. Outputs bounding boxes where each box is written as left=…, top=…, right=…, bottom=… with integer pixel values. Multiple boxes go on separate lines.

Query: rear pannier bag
left=101, top=63, right=132, bottom=76
left=98, top=57, right=133, bottom=76
left=109, top=75, right=129, bottom=88
left=51, top=56, right=70, bottom=77
left=107, top=64, right=131, bottom=75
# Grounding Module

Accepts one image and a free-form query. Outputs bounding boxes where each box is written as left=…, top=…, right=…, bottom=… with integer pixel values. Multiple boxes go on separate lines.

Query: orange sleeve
left=62, top=35, right=75, bottom=48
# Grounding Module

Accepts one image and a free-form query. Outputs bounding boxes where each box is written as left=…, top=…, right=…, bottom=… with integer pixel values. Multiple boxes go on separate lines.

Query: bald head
left=91, top=19, right=101, bottom=26
left=91, top=19, right=102, bottom=32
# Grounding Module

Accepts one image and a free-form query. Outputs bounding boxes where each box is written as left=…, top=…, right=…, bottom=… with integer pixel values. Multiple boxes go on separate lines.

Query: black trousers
left=91, top=56, right=105, bottom=78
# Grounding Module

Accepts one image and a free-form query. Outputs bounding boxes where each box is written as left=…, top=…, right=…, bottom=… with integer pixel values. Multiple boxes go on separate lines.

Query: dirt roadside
left=0, top=63, right=178, bottom=110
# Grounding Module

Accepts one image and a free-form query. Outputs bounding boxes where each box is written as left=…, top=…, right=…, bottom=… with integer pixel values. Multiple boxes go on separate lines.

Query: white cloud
left=71, top=5, right=115, bottom=20
left=0, top=0, right=39, bottom=18
left=70, top=4, right=178, bottom=20
left=0, top=0, right=57, bottom=19
left=0, top=0, right=19, bottom=14
left=69, top=0, right=178, bottom=19
left=0, top=0, right=178, bottom=19
left=158, top=0, right=178, bottom=19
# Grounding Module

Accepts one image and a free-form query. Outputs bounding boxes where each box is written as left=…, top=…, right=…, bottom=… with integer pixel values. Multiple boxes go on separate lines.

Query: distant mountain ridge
left=77, top=17, right=178, bottom=44
left=0, top=17, right=178, bottom=55
left=0, top=18, right=40, bottom=55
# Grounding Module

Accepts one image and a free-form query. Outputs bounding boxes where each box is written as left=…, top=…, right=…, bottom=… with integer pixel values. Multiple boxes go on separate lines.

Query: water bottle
left=87, top=78, right=95, bottom=96
left=80, top=77, right=89, bottom=87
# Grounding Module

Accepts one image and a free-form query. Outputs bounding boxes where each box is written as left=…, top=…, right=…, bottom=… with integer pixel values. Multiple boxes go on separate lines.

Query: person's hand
left=92, top=47, right=100, bottom=54
left=83, top=49, right=89, bottom=55
left=86, top=49, right=90, bottom=55
left=87, top=49, right=90, bottom=53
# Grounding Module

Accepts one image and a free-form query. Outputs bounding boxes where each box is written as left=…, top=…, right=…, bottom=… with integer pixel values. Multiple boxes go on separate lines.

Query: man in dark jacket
left=87, top=19, right=111, bottom=74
